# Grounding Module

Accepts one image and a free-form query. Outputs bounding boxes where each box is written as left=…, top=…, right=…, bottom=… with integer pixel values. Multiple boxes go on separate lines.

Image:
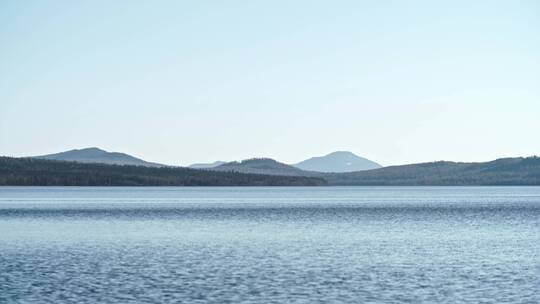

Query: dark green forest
left=1, top=156, right=539, bottom=186
left=323, top=157, right=540, bottom=185
left=0, top=157, right=327, bottom=186
left=198, top=156, right=540, bottom=185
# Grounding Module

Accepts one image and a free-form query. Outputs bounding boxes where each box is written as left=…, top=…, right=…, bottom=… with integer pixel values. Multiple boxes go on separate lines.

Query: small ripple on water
left=1, top=186, right=540, bottom=303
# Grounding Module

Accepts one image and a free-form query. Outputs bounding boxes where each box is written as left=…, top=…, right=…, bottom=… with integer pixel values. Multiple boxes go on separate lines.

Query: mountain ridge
left=21, top=147, right=540, bottom=185
left=1, top=155, right=538, bottom=186
left=31, top=147, right=381, bottom=173
left=293, top=151, right=382, bottom=172
left=211, top=158, right=312, bottom=176
left=31, top=147, right=165, bottom=167
left=203, top=155, right=540, bottom=185
left=323, top=156, right=540, bottom=185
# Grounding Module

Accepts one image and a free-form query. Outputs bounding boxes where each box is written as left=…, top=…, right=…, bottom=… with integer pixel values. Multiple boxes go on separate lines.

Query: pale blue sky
left=1, top=1, right=539, bottom=166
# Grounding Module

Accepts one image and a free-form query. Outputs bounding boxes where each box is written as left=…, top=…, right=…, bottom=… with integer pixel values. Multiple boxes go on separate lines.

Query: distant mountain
left=209, top=152, right=382, bottom=177
left=324, top=157, right=540, bottom=185
left=212, top=158, right=311, bottom=176
left=3, top=154, right=539, bottom=186
left=189, top=161, right=227, bottom=169
left=31, top=147, right=164, bottom=167
left=208, top=155, right=540, bottom=185
left=293, top=151, right=382, bottom=173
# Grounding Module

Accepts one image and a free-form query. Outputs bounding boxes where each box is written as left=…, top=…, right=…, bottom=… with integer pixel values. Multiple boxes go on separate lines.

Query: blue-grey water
left=1, top=186, right=539, bottom=303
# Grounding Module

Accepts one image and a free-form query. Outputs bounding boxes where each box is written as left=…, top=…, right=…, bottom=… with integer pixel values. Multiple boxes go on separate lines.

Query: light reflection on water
left=1, top=186, right=539, bottom=303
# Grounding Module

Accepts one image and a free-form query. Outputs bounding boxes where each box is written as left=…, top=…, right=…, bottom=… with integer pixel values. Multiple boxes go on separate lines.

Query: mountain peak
left=78, top=147, right=105, bottom=152
left=68, top=147, right=107, bottom=155
left=326, top=151, right=357, bottom=157
left=211, top=158, right=307, bottom=176
left=32, top=147, right=164, bottom=167
left=293, top=151, right=381, bottom=173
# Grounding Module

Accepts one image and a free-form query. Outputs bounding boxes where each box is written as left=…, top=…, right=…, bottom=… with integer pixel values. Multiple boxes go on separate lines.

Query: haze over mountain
left=31, top=147, right=164, bottom=167
left=293, top=151, right=382, bottom=173
left=189, top=161, right=227, bottom=169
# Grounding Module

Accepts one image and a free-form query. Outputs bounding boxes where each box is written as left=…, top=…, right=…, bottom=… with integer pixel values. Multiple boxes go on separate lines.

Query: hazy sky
left=1, top=1, right=539, bottom=166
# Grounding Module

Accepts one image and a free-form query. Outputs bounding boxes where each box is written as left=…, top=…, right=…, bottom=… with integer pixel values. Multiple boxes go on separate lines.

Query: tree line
left=0, top=157, right=327, bottom=186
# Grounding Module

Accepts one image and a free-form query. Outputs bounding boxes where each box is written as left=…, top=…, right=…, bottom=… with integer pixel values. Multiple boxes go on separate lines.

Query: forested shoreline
left=0, top=157, right=327, bottom=186
left=1, top=156, right=539, bottom=186
left=323, top=157, right=540, bottom=185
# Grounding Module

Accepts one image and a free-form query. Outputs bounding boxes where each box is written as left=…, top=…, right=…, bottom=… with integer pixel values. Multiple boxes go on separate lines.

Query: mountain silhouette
left=32, top=147, right=164, bottom=167
left=212, top=158, right=310, bottom=176
left=293, top=151, right=381, bottom=173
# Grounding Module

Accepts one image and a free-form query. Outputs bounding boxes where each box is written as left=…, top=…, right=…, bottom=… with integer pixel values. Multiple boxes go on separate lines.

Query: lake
left=1, top=186, right=539, bottom=303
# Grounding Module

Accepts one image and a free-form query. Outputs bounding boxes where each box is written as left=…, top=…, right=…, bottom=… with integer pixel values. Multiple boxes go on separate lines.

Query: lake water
left=1, top=186, right=539, bottom=303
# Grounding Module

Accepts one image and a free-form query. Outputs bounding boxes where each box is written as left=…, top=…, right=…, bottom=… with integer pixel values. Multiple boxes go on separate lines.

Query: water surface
left=1, top=186, right=539, bottom=303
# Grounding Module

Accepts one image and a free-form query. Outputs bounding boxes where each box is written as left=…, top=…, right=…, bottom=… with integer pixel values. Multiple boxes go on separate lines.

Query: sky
left=1, top=1, right=539, bottom=166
